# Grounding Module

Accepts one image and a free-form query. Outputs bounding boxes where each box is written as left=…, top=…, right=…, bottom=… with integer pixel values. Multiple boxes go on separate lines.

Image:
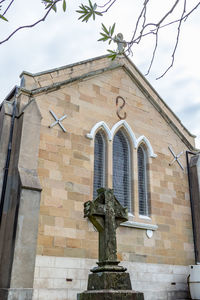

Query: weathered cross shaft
left=84, top=188, right=128, bottom=272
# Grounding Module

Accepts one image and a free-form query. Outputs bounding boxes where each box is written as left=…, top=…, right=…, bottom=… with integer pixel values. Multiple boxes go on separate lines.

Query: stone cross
left=84, top=188, right=128, bottom=272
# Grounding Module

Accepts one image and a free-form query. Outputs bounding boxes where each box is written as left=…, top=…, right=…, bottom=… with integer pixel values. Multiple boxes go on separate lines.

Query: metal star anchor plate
left=168, top=146, right=184, bottom=170
left=49, top=110, right=67, bottom=132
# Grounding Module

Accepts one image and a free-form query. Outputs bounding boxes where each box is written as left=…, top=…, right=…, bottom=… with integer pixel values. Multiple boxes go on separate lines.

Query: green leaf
left=107, top=49, right=116, bottom=54
left=89, top=0, right=93, bottom=9
left=100, top=33, right=108, bottom=37
left=76, top=4, right=88, bottom=16
left=95, top=11, right=103, bottom=16
left=52, top=4, right=57, bottom=12
left=98, top=36, right=109, bottom=41
left=78, top=4, right=84, bottom=10
left=43, top=0, right=53, bottom=3
left=0, top=14, right=8, bottom=21
left=63, top=0, right=66, bottom=11
left=101, top=23, right=109, bottom=35
left=45, top=3, right=52, bottom=9
left=107, top=50, right=117, bottom=60
left=85, top=5, right=90, bottom=10
left=76, top=1, right=102, bottom=23
left=78, top=15, right=85, bottom=20
left=80, top=12, right=92, bottom=22
left=111, top=23, right=115, bottom=36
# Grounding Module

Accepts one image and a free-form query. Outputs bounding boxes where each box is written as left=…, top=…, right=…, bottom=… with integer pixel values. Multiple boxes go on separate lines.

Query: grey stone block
left=0, top=288, right=33, bottom=300
left=78, top=290, right=144, bottom=300
left=88, top=272, right=132, bottom=290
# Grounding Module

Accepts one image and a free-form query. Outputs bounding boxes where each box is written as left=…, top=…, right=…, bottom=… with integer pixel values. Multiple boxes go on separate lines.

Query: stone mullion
left=132, top=148, right=139, bottom=218
left=147, top=157, right=153, bottom=218
left=107, top=139, right=113, bottom=189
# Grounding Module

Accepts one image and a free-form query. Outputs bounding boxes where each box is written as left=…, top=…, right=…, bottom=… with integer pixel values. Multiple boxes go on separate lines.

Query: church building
left=0, top=54, right=199, bottom=300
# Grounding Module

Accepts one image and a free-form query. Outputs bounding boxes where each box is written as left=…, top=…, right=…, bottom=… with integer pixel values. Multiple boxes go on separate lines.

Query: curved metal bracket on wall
left=116, top=96, right=127, bottom=120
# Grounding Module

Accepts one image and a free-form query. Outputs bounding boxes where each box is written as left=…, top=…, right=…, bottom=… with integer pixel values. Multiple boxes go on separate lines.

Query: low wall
left=33, top=255, right=190, bottom=300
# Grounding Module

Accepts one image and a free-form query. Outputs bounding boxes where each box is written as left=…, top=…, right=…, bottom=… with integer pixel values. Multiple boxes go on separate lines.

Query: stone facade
left=0, top=55, right=197, bottom=299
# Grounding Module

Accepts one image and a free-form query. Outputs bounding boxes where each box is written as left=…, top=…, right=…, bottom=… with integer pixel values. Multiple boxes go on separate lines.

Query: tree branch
left=131, top=0, right=150, bottom=46
left=157, top=0, right=180, bottom=26
left=97, top=0, right=113, bottom=9
left=145, top=29, right=158, bottom=76
left=0, top=0, right=62, bottom=45
left=130, top=0, right=180, bottom=45
left=123, top=0, right=200, bottom=78
left=1, top=0, right=200, bottom=79
left=144, top=0, right=181, bottom=76
left=98, top=0, right=117, bottom=14
left=156, top=0, right=187, bottom=79
left=3, top=0, right=14, bottom=16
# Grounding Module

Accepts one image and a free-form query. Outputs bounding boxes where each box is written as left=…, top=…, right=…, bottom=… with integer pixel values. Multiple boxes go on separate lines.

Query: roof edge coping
left=19, top=54, right=109, bottom=78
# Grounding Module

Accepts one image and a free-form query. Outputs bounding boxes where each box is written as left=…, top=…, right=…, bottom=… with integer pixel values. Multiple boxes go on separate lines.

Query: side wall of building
left=0, top=98, right=42, bottom=300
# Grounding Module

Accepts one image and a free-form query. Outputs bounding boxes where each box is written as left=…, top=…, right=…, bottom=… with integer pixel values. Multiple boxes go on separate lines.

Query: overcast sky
left=1, top=0, right=200, bottom=147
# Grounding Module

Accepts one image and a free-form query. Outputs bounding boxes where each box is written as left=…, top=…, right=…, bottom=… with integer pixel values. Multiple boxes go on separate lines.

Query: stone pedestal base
left=78, top=272, right=144, bottom=300
left=88, top=272, right=132, bottom=290
left=77, top=290, right=144, bottom=300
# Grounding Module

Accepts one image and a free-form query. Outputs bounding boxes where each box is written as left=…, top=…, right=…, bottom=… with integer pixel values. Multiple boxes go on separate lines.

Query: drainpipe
left=186, top=150, right=200, bottom=264
left=0, top=86, right=18, bottom=227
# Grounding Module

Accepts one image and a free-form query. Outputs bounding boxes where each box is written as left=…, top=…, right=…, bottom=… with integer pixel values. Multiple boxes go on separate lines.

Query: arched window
left=113, top=129, right=131, bottom=212
left=137, top=145, right=149, bottom=216
left=93, top=130, right=107, bottom=198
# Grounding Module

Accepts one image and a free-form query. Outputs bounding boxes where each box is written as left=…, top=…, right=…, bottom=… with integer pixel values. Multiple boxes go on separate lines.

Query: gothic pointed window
left=93, top=130, right=107, bottom=199
left=113, top=129, right=132, bottom=212
left=137, top=144, right=149, bottom=216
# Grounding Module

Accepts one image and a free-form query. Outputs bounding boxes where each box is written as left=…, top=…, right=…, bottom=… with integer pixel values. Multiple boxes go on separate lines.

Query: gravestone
left=77, top=188, right=144, bottom=300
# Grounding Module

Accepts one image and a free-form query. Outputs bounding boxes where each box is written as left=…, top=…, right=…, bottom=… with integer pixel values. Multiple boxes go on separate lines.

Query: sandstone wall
left=32, top=63, right=195, bottom=266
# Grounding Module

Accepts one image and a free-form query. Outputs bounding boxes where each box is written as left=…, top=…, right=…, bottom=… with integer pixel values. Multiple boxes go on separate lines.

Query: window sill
left=121, top=220, right=158, bottom=231
left=139, top=215, right=151, bottom=220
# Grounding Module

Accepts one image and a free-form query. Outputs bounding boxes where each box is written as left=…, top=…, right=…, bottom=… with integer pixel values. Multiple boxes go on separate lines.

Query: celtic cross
left=84, top=188, right=128, bottom=272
